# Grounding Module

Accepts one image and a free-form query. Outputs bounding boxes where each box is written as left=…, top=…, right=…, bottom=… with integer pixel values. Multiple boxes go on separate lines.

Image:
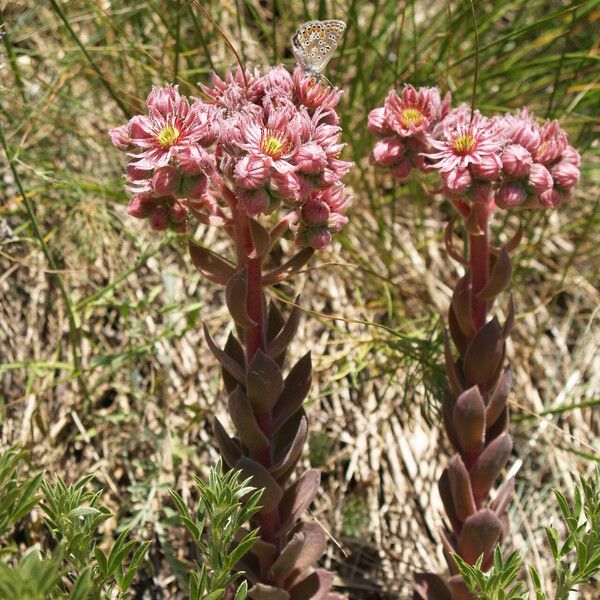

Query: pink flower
left=562, top=145, right=581, bottom=167
left=539, top=188, right=565, bottom=208
left=384, top=86, right=450, bottom=138
left=126, top=88, right=214, bottom=169
left=127, top=195, right=152, bottom=218
left=501, top=144, right=532, bottom=177
left=301, top=198, right=330, bottom=224
left=425, top=113, right=503, bottom=174
left=550, top=160, right=579, bottom=190
left=234, top=155, right=271, bottom=188
left=528, top=163, right=553, bottom=193
left=496, top=183, right=527, bottom=209
left=306, top=227, right=332, bottom=250
left=272, top=171, right=301, bottom=201
left=372, top=137, right=405, bottom=166
left=152, top=166, right=181, bottom=196
left=503, top=110, right=541, bottom=152
left=533, top=120, right=567, bottom=165
left=147, top=85, right=182, bottom=117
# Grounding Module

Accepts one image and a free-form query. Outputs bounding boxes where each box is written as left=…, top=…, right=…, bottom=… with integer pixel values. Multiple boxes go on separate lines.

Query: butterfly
left=291, top=20, right=346, bottom=78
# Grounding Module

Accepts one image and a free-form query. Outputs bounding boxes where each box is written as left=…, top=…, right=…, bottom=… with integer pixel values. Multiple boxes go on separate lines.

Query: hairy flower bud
left=471, top=154, right=502, bottom=181
left=127, top=195, right=152, bottom=218
left=181, top=174, right=208, bottom=200
left=307, top=227, right=332, bottom=250
left=367, top=107, right=391, bottom=135
left=295, top=142, right=328, bottom=173
left=152, top=166, right=181, bottom=196
left=528, top=163, right=553, bottom=193
left=550, top=160, right=580, bottom=190
left=177, top=144, right=213, bottom=175
left=496, top=183, right=527, bottom=209
left=302, top=198, right=330, bottom=224
left=539, top=188, right=565, bottom=208
left=150, top=206, right=169, bottom=230
left=169, top=201, right=188, bottom=223
left=501, top=144, right=532, bottom=177
left=240, top=189, right=270, bottom=217
left=389, top=158, right=412, bottom=180
left=372, top=137, right=406, bottom=166
left=443, top=169, right=472, bottom=194
left=562, top=145, right=581, bottom=167
left=234, top=155, right=271, bottom=189
left=109, top=124, right=131, bottom=151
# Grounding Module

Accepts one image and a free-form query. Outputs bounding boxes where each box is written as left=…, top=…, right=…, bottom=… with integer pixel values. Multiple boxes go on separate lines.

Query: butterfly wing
left=292, top=20, right=346, bottom=73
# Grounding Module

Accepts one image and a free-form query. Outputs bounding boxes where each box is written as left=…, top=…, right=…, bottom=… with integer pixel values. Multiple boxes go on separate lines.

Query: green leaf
left=69, top=567, right=93, bottom=600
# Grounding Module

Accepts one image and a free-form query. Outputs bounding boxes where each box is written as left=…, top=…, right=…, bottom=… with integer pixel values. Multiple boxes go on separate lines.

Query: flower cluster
left=110, top=65, right=351, bottom=249
left=368, top=85, right=451, bottom=180
left=369, top=85, right=580, bottom=211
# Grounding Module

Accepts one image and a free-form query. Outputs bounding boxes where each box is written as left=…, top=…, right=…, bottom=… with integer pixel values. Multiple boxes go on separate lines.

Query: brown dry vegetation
left=1, top=1, right=599, bottom=598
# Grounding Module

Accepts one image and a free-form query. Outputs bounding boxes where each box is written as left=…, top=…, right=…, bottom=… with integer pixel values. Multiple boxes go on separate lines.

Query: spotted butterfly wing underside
left=291, top=20, right=346, bottom=74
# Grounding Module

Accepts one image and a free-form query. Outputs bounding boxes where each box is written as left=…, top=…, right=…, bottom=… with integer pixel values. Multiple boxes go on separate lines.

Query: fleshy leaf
left=278, top=469, right=320, bottom=536
left=447, top=455, right=477, bottom=522
left=444, top=335, right=465, bottom=397
left=272, top=353, right=312, bottom=432
left=248, top=584, right=290, bottom=600
left=462, top=318, right=504, bottom=385
left=203, top=323, right=245, bottom=384
left=212, top=418, right=243, bottom=468
left=448, top=575, right=478, bottom=600
left=188, top=240, right=235, bottom=285
left=288, top=569, right=334, bottom=600
left=413, top=572, right=453, bottom=600
left=249, top=218, right=271, bottom=257
left=226, top=266, right=257, bottom=328
left=228, top=387, right=269, bottom=454
left=262, top=248, right=314, bottom=286
left=268, top=298, right=302, bottom=360
left=451, top=276, right=476, bottom=338
left=469, top=433, right=513, bottom=502
left=453, top=386, right=486, bottom=454
left=237, top=457, right=283, bottom=513
left=477, top=247, right=512, bottom=300
left=269, top=533, right=306, bottom=586
left=222, top=333, right=246, bottom=394
left=438, top=469, right=462, bottom=533
left=271, top=414, right=308, bottom=481
left=457, top=509, right=502, bottom=565
left=486, top=368, right=513, bottom=428
left=246, top=349, right=284, bottom=413
left=281, top=522, right=327, bottom=587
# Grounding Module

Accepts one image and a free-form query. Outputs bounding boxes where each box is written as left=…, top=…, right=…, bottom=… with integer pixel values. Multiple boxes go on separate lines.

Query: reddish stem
left=231, top=198, right=283, bottom=566
left=468, top=196, right=493, bottom=330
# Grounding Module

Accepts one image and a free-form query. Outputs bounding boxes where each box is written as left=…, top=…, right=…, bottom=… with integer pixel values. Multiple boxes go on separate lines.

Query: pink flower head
left=384, top=86, right=450, bottom=138
left=200, top=66, right=263, bottom=109
left=109, top=124, right=131, bottom=151
left=425, top=112, right=503, bottom=175
left=301, top=198, right=330, bottom=224
left=295, top=142, right=329, bottom=174
left=127, top=87, right=212, bottom=169
left=470, top=153, right=502, bottom=181
left=504, top=110, right=541, bottom=152
left=528, top=163, right=553, bottom=193
left=367, top=107, right=392, bottom=135
left=443, top=169, right=472, bottom=195
left=176, top=144, right=214, bottom=175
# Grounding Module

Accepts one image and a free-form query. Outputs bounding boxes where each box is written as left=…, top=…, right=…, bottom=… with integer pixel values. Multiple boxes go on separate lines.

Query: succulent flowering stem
left=468, top=197, right=492, bottom=331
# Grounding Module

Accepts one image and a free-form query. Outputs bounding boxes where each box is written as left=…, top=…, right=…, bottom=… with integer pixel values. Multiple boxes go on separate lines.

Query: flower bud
left=181, top=174, right=208, bottom=200
left=389, top=157, right=412, bottom=180
left=327, top=212, right=348, bottom=232
left=146, top=85, right=177, bottom=117
left=177, top=145, right=213, bottom=175
left=169, top=201, right=188, bottom=223
left=109, top=124, right=131, bottom=151
left=471, top=154, right=502, bottom=181
left=367, top=107, right=391, bottom=135
left=501, top=144, right=532, bottom=177
left=127, top=195, right=152, bottom=218
left=152, top=166, right=181, bottom=196
left=240, top=189, right=269, bottom=217
left=150, top=206, right=169, bottom=231
left=273, top=171, right=301, bottom=201
left=562, top=145, right=581, bottom=167
left=550, top=160, right=579, bottom=190
left=496, top=183, right=527, bottom=209
left=539, top=188, right=565, bottom=208
left=443, top=169, right=471, bottom=194
left=302, top=199, right=330, bottom=224
left=528, top=163, right=553, bottom=193
left=295, top=142, right=328, bottom=173
left=510, top=120, right=540, bottom=152
left=307, top=227, right=332, bottom=250
left=372, top=137, right=406, bottom=166
left=234, top=154, right=271, bottom=188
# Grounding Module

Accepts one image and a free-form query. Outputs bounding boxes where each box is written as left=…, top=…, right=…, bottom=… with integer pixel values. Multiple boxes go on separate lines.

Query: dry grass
left=1, top=0, right=599, bottom=597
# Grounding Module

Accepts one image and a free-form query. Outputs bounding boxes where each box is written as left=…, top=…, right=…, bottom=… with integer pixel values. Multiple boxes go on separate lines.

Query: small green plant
left=169, top=460, right=263, bottom=600
left=0, top=446, right=149, bottom=599
left=453, top=465, right=600, bottom=600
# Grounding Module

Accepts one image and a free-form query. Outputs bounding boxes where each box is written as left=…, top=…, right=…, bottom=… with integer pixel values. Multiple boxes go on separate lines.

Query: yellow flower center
left=156, top=125, right=180, bottom=148
left=452, top=134, right=476, bottom=155
left=261, top=133, right=288, bottom=158
left=400, top=108, right=423, bottom=128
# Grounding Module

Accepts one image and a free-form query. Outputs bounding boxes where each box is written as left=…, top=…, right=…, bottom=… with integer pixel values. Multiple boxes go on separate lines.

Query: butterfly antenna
left=191, top=0, right=248, bottom=88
